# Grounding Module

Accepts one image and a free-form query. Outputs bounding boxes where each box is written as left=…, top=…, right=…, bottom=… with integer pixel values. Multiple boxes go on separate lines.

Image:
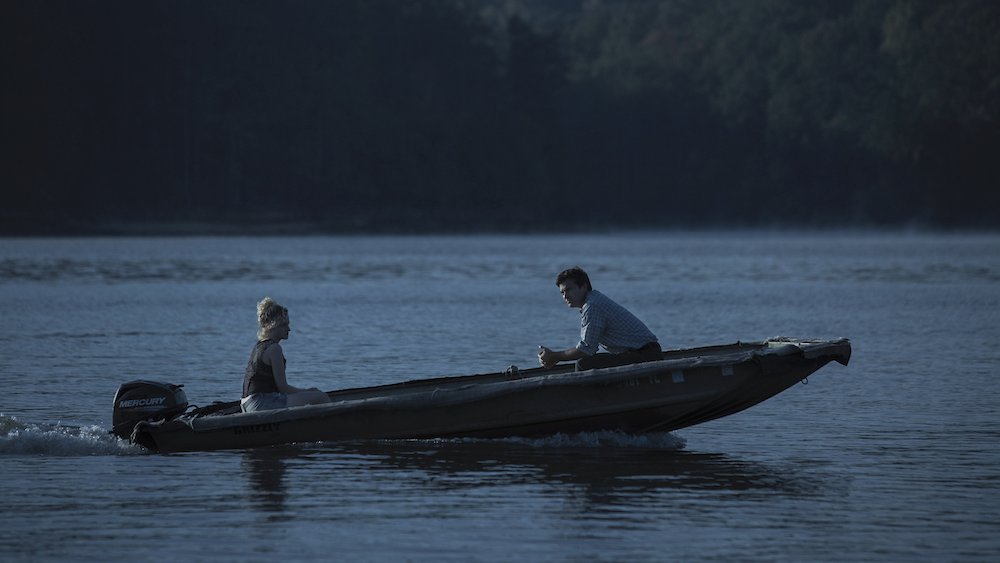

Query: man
left=538, top=267, right=661, bottom=371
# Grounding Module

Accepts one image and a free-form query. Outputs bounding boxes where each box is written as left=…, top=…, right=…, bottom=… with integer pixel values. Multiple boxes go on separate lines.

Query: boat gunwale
left=167, top=337, right=849, bottom=431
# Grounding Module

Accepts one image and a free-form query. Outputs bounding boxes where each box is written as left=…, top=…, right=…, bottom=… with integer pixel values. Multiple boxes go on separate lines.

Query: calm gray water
left=2, top=233, right=999, bottom=561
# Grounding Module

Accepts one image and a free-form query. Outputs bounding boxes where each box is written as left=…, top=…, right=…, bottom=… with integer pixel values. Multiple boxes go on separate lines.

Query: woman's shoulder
left=252, top=338, right=277, bottom=350
left=257, top=338, right=283, bottom=357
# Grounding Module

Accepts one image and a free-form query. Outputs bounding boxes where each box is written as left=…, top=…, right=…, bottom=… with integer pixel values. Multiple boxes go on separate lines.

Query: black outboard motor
left=112, top=380, right=188, bottom=440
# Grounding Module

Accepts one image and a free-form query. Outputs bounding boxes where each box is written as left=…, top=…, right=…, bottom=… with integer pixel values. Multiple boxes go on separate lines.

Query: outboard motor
left=112, top=380, right=188, bottom=440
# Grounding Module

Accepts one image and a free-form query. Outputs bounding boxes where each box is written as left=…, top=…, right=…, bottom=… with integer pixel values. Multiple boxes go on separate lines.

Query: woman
left=241, top=297, right=331, bottom=412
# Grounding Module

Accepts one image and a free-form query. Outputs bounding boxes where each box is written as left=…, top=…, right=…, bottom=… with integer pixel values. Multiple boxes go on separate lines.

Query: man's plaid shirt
left=577, top=290, right=658, bottom=355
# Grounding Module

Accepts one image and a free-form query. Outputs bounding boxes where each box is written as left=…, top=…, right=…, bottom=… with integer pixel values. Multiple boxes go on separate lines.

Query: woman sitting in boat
left=241, top=297, right=331, bottom=412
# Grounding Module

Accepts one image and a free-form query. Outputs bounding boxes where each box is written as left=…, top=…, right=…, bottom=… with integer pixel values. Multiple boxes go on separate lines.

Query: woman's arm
left=262, top=343, right=306, bottom=394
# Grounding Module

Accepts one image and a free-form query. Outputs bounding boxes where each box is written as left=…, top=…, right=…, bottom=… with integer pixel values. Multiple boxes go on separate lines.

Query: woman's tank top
left=242, top=339, right=284, bottom=397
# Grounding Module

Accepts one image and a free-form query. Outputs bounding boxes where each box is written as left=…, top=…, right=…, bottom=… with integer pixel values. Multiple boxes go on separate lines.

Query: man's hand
left=539, top=345, right=588, bottom=368
left=538, top=345, right=558, bottom=368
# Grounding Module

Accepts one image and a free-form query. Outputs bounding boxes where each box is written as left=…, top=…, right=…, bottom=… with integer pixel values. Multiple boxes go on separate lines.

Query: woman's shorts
left=240, top=392, right=288, bottom=412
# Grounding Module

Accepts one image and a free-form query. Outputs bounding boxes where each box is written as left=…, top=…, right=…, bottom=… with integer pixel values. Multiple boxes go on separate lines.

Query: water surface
left=2, top=233, right=998, bottom=561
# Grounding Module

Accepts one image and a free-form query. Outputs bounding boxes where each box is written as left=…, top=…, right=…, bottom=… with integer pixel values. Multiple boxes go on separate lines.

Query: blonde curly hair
left=256, top=297, right=289, bottom=340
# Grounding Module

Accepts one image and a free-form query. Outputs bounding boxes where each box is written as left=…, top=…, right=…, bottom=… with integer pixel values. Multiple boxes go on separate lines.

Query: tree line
left=4, top=0, right=998, bottom=234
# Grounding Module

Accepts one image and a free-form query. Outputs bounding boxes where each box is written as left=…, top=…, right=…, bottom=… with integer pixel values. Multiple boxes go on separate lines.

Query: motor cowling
left=112, top=380, right=188, bottom=440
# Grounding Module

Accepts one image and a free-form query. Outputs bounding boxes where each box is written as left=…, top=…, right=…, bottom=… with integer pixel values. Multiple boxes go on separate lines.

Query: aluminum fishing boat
left=112, top=337, right=851, bottom=453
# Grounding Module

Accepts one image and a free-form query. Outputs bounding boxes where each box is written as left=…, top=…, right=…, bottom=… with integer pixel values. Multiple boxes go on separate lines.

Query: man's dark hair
left=556, top=267, right=592, bottom=291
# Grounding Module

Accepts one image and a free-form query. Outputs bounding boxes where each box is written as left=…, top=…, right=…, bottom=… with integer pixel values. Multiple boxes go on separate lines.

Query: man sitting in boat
left=538, top=267, right=661, bottom=371
left=241, top=297, right=331, bottom=412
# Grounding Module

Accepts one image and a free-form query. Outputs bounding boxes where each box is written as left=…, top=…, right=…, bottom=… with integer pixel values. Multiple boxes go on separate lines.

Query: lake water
left=2, top=233, right=999, bottom=561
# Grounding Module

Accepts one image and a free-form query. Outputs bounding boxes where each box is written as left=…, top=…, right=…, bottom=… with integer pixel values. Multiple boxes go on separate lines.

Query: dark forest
left=4, top=0, right=998, bottom=234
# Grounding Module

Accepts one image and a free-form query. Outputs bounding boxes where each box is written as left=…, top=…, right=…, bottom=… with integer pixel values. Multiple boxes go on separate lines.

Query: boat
left=112, top=336, right=851, bottom=453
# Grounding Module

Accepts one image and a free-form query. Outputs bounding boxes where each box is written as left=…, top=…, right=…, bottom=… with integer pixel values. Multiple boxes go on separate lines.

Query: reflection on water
left=239, top=437, right=823, bottom=520
left=241, top=449, right=291, bottom=518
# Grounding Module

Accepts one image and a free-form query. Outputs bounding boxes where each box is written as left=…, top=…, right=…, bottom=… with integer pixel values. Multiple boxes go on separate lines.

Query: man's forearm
left=557, top=347, right=586, bottom=362
left=539, top=345, right=589, bottom=367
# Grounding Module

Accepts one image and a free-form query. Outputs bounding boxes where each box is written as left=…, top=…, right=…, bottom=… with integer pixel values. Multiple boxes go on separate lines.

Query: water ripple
left=3, top=248, right=997, bottom=284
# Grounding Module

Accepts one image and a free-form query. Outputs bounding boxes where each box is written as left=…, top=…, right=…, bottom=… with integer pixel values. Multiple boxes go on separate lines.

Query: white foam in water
left=0, top=414, right=144, bottom=456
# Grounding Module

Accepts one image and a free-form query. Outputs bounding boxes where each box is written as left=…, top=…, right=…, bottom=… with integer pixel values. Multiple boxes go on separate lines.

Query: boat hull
left=131, top=337, right=850, bottom=453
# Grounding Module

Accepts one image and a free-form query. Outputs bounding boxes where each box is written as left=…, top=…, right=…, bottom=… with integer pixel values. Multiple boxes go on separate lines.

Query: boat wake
left=2, top=413, right=687, bottom=456
left=0, top=414, right=143, bottom=456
